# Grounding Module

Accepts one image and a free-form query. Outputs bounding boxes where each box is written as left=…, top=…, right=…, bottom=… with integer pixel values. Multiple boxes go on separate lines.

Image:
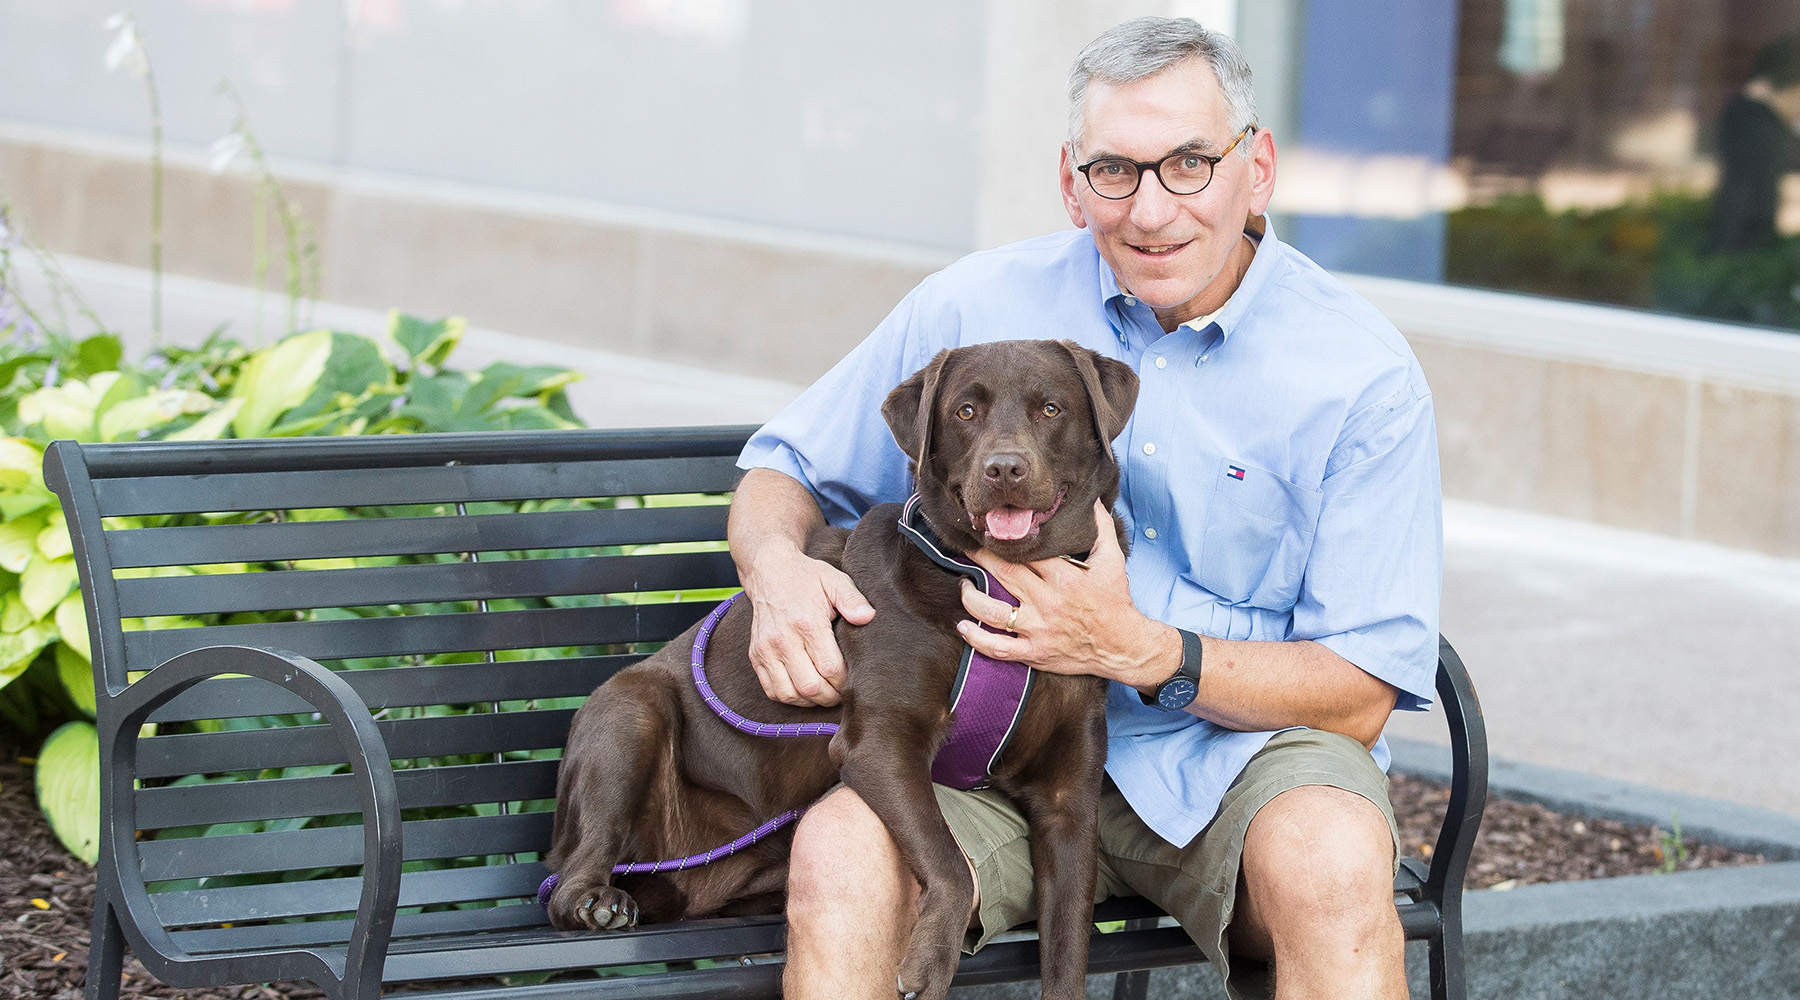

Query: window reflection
left=1445, top=0, right=1800, bottom=330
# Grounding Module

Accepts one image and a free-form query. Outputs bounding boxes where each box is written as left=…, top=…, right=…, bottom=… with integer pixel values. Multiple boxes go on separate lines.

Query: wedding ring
left=1006, top=606, right=1020, bottom=631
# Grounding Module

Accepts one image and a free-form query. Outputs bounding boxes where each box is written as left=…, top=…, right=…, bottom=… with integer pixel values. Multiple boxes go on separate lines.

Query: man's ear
left=881, top=350, right=950, bottom=473
left=1057, top=340, right=1139, bottom=444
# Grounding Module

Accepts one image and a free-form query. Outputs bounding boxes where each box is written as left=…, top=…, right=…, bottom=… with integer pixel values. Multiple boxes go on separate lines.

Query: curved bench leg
left=84, top=900, right=125, bottom=1000
left=1428, top=913, right=1467, bottom=1000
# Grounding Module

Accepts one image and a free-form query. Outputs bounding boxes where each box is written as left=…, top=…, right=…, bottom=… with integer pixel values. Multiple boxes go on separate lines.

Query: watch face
left=1157, top=676, right=1198, bottom=711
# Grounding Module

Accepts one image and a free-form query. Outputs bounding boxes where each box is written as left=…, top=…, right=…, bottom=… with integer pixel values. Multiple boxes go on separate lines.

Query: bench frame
left=47, top=427, right=1488, bottom=1000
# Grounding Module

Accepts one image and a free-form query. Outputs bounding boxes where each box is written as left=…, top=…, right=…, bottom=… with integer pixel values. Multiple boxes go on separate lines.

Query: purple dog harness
left=538, top=495, right=1033, bottom=906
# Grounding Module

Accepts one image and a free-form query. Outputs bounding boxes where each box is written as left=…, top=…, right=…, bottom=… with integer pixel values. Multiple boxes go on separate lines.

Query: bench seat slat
left=117, top=550, right=738, bottom=617
left=138, top=708, right=577, bottom=779
left=135, top=760, right=560, bottom=830
left=93, top=456, right=743, bottom=516
left=142, top=812, right=557, bottom=882
left=123, top=602, right=713, bottom=671
left=146, top=656, right=638, bottom=723
left=106, top=505, right=730, bottom=568
left=150, top=861, right=550, bottom=926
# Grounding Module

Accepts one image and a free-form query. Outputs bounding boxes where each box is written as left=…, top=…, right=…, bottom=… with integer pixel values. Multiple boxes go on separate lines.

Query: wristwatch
left=1140, top=627, right=1204, bottom=711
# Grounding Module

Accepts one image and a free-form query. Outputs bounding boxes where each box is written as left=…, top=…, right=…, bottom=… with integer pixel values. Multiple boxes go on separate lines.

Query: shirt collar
left=1096, top=213, right=1280, bottom=347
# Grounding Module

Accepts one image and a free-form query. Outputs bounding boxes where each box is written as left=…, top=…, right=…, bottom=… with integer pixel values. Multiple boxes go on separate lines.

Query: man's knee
left=1241, top=784, right=1396, bottom=934
left=788, top=787, right=908, bottom=916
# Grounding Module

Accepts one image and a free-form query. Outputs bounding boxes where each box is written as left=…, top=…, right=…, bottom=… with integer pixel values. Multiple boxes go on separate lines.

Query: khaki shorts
left=933, top=728, right=1399, bottom=1000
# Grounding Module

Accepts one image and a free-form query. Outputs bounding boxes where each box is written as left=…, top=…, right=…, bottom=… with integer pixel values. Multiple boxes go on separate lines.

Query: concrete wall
left=1350, top=275, right=1800, bottom=559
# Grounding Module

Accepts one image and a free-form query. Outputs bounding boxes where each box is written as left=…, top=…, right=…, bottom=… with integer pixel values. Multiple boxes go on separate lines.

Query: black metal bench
left=47, top=427, right=1488, bottom=1000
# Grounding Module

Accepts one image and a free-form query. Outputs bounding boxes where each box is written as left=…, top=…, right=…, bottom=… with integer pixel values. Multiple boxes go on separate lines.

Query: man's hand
left=955, top=500, right=1176, bottom=688
left=742, top=542, right=875, bottom=707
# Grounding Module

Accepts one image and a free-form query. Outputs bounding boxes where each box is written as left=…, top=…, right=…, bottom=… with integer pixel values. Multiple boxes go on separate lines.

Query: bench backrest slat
left=151, top=860, right=547, bottom=926
left=146, top=655, right=639, bottom=723
left=123, top=600, right=715, bottom=671
left=135, top=759, right=561, bottom=830
left=116, top=550, right=739, bottom=618
left=92, top=455, right=744, bottom=516
left=141, top=813, right=556, bottom=882
left=107, top=505, right=732, bottom=568
left=137, top=707, right=577, bottom=779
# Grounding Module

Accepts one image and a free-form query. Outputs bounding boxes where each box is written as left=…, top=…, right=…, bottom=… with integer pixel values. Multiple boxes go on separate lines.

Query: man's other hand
left=742, top=543, right=874, bottom=707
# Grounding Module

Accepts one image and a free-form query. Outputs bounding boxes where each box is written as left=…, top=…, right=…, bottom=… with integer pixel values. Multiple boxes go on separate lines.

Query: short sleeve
left=1290, top=383, right=1443, bottom=711
left=736, top=281, right=941, bottom=526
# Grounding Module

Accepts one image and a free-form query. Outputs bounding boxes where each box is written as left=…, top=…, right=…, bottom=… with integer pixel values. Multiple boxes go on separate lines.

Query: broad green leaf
left=55, top=642, right=95, bottom=718
left=0, top=513, right=47, bottom=573
left=21, top=555, right=77, bottom=618
left=388, top=312, right=465, bottom=370
left=18, top=382, right=98, bottom=440
left=232, top=329, right=333, bottom=439
left=55, top=592, right=89, bottom=662
left=1, top=592, right=34, bottom=632
left=35, top=510, right=71, bottom=560
left=279, top=333, right=393, bottom=426
left=0, top=620, right=58, bottom=690
left=92, top=371, right=143, bottom=423
left=35, top=721, right=100, bottom=864
left=0, top=439, right=54, bottom=520
left=163, top=397, right=243, bottom=441
left=97, top=389, right=213, bottom=442
left=73, top=334, right=124, bottom=379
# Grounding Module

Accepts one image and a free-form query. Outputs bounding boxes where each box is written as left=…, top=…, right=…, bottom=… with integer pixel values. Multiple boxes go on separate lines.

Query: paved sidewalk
left=27, top=255, right=1800, bottom=818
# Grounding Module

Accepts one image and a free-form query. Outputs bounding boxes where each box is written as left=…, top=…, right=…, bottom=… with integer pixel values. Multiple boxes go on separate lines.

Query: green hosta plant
left=0, top=310, right=583, bottom=863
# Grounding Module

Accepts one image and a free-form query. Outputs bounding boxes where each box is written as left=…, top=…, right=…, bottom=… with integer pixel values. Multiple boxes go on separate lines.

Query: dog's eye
left=956, top=403, right=976, bottom=421
left=1042, top=402, right=1061, bottom=418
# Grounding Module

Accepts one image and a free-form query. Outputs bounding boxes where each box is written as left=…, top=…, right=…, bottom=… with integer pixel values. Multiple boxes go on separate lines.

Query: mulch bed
left=0, top=758, right=1771, bottom=998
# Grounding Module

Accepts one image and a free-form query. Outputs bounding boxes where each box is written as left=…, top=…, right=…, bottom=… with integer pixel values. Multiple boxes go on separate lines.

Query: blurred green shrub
left=1446, top=192, right=1800, bottom=331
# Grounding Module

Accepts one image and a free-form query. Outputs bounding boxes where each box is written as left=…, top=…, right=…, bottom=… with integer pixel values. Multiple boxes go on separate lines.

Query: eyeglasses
left=1075, top=125, right=1255, bottom=200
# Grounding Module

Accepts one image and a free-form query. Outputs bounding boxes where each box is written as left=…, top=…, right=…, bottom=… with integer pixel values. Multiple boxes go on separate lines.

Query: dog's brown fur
left=547, top=339, right=1139, bottom=1000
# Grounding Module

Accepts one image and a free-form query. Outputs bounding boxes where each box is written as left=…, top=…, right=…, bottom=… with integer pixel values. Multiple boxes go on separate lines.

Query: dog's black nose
left=983, top=452, right=1030, bottom=483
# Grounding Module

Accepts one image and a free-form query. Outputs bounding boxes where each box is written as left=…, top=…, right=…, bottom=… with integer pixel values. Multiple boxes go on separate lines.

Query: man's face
left=1060, top=59, right=1276, bottom=325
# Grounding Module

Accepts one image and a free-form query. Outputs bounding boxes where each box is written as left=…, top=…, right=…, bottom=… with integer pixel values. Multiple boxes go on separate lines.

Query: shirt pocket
left=1195, top=458, right=1323, bottom=610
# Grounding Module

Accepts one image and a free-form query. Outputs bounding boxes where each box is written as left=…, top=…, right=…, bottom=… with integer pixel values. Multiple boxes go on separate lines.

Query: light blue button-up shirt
left=737, top=220, right=1442, bottom=848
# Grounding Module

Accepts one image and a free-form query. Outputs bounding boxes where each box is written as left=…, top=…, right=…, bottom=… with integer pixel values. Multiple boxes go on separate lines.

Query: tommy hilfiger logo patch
left=1227, top=465, right=1246, bottom=480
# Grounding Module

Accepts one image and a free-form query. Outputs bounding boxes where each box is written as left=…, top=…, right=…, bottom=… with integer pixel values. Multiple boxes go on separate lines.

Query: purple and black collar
left=896, top=493, right=1035, bottom=791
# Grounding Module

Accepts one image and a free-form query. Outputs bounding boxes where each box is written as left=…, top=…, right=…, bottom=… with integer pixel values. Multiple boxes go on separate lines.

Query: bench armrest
left=98, top=646, right=401, bottom=1000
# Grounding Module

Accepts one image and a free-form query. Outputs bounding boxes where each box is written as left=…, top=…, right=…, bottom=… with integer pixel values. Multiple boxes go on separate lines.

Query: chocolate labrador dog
left=546, top=338, right=1138, bottom=1000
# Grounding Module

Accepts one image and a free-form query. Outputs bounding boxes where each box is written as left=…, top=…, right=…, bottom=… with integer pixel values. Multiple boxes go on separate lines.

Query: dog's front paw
left=896, top=943, right=960, bottom=1000
left=551, top=882, right=639, bottom=932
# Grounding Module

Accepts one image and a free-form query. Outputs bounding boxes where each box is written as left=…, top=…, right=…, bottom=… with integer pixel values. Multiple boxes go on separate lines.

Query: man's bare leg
left=1231, top=784, right=1405, bottom=1000
left=785, top=787, right=981, bottom=1000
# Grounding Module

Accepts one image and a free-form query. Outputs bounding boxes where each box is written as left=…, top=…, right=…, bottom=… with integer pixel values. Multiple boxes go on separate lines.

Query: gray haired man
left=729, top=17, right=1440, bottom=1000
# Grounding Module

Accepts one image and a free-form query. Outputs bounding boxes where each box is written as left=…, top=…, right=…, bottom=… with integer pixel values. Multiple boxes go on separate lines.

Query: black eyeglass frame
left=1075, top=125, right=1257, bottom=200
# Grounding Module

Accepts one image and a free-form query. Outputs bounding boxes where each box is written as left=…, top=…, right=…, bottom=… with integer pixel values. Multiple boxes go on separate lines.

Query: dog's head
left=881, top=339, right=1139, bottom=562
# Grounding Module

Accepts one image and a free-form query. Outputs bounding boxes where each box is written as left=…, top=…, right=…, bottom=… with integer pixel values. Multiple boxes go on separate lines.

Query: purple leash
left=539, top=593, right=827, bottom=907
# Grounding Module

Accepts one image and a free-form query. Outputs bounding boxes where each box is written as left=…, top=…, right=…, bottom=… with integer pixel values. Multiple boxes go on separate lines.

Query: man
left=728, top=17, right=1439, bottom=1000
left=1710, top=32, right=1800, bottom=254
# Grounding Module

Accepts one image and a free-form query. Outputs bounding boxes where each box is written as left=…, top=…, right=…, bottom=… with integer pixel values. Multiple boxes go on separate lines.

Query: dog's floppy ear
left=881, top=350, right=951, bottom=474
left=1057, top=340, right=1139, bottom=444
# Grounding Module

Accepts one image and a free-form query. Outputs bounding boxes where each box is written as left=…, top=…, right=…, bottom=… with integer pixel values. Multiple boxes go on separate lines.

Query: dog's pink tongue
left=984, top=507, right=1035, bottom=541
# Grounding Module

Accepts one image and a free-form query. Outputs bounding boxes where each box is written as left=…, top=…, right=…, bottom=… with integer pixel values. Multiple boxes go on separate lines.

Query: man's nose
left=983, top=451, right=1031, bottom=484
left=1129, top=169, right=1181, bottom=231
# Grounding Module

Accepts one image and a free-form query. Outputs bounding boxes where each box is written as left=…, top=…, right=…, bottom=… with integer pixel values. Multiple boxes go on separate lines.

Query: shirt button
left=1142, top=443, right=1156, bottom=455
left=1143, top=527, right=1158, bottom=540
left=1199, top=354, right=1210, bottom=363
left=1154, top=356, right=1167, bottom=369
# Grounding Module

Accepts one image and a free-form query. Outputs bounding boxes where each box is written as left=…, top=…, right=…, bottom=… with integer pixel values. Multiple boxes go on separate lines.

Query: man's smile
left=1128, top=239, right=1192, bottom=258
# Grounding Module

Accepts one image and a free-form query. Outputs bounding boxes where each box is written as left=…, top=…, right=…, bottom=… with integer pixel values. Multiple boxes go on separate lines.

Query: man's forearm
left=1125, top=627, right=1396, bottom=748
left=728, top=468, right=826, bottom=583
